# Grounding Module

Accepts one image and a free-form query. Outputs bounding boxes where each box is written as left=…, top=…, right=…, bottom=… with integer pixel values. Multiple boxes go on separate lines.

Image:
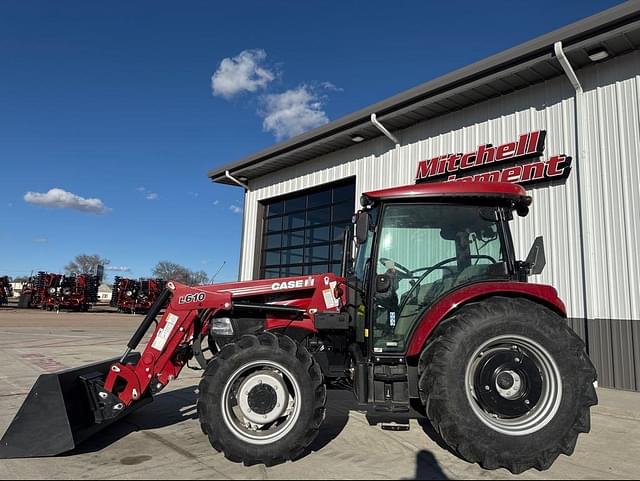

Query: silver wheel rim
left=464, top=335, right=563, bottom=436
left=221, top=360, right=302, bottom=445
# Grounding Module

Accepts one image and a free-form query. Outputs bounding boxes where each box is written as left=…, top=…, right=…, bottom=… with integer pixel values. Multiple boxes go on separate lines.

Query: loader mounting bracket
left=79, top=372, right=127, bottom=424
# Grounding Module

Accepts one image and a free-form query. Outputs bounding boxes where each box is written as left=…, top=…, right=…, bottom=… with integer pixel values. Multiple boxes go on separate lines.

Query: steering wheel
left=379, top=257, right=413, bottom=278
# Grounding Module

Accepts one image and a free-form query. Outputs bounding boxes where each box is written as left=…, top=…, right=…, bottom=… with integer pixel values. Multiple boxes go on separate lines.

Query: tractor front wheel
left=419, top=296, right=597, bottom=474
left=198, top=332, right=326, bottom=466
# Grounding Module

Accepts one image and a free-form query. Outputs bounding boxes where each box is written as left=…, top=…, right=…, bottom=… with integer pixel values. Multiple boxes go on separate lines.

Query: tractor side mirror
left=525, top=236, right=546, bottom=275
left=376, top=274, right=392, bottom=293
left=354, top=211, right=370, bottom=245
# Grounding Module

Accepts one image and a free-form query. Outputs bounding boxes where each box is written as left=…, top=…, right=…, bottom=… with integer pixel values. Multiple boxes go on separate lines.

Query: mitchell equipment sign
left=415, top=130, right=572, bottom=185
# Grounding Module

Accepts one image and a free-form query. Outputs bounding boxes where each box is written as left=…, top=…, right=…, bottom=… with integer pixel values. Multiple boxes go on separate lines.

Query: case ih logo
left=415, top=131, right=572, bottom=185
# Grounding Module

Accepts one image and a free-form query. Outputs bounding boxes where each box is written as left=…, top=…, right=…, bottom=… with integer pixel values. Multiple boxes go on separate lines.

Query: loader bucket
left=0, top=354, right=151, bottom=459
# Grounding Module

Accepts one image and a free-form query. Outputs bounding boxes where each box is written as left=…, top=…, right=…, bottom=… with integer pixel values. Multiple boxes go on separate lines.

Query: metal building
left=209, top=2, right=640, bottom=392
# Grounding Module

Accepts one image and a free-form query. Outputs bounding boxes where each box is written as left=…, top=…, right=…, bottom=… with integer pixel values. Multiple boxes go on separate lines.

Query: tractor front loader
left=0, top=182, right=598, bottom=474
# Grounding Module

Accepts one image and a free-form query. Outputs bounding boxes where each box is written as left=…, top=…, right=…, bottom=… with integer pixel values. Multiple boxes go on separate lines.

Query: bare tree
left=65, top=254, right=110, bottom=275
left=152, top=261, right=209, bottom=285
left=189, top=271, right=210, bottom=286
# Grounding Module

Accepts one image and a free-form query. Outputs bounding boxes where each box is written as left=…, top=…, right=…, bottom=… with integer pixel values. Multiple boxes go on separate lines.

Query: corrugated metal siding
left=244, top=74, right=587, bottom=319
left=634, top=320, right=640, bottom=389
left=581, top=51, right=640, bottom=323
left=239, top=50, right=640, bottom=391
left=588, top=318, right=615, bottom=388
left=577, top=50, right=640, bottom=391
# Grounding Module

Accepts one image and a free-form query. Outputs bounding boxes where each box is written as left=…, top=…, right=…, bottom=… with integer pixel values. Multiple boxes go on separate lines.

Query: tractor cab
left=345, top=182, right=542, bottom=407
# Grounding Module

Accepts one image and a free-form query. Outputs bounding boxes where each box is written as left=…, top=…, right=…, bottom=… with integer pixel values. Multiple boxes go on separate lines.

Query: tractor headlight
left=48, top=288, right=56, bottom=295
left=210, top=318, right=234, bottom=337
left=125, top=290, right=133, bottom=298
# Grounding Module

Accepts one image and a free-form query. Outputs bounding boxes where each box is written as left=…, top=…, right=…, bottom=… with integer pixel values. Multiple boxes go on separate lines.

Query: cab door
left=370, top=203, right=509, bottom=355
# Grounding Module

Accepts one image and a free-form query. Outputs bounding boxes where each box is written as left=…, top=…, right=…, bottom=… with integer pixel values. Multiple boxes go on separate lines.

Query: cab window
left=372, top=203, right=509, bottom=353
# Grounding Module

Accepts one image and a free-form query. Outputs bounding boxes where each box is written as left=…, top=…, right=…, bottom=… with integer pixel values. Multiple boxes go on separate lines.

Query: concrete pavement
left=0, top=307, right=638, bottom=480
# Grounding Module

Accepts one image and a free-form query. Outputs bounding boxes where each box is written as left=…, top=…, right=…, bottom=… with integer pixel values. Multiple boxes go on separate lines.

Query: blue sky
left=0, top=0, right=622, bottom=282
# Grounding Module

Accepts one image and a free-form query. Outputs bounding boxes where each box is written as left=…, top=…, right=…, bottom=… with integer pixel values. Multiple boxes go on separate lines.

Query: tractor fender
left=405, top=281, right=567, bottom=358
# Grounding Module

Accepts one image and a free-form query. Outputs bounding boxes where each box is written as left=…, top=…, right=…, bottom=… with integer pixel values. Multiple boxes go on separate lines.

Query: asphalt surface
left=0, top=306, right=638, bottom=480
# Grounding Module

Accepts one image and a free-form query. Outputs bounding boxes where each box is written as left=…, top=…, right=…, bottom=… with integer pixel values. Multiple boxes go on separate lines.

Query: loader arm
left=101, top=282, right=233, bottom=409
left=100, top=273, right=340, bottom=412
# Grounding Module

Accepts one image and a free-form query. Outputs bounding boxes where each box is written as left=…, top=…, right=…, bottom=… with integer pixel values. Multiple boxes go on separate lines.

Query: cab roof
left=362, top=181, right=530, bottom=205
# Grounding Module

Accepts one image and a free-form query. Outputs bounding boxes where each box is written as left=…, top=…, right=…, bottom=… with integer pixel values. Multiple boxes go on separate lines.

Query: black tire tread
left=197, top=332, right=326, bottom=466
left=419, top=296, right=597, bottom=475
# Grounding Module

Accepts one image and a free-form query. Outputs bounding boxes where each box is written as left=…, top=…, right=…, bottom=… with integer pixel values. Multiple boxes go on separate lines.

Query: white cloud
left=24, top=188, right=110, bottom=214
left=213, top=200, right=220, bottom=206
left=212, top=49, right=275, bottom=98
left=136, top=187, right=158, bottom=201
left=260, top=86, right=329, bottom=140
left=230, top=205, right=243, bottom=214
left=106, top=266, right=131, bottom=272
left=321, top=81, right=343, bottom=92
left=33, top=238, right=48, bottom=244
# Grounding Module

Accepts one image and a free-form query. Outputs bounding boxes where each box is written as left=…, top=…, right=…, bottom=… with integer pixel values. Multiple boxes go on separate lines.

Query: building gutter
left=554, top=41, right=591, bottom=347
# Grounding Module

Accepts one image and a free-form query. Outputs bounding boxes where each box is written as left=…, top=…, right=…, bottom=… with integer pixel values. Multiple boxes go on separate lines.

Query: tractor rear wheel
left=419, top=296, right=597, bottom=474
left=198, top=332, right=326, bottom=466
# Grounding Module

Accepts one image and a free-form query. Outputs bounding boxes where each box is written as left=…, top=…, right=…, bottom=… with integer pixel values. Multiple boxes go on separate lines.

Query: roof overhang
left=209, top=1, right=640, bottom=186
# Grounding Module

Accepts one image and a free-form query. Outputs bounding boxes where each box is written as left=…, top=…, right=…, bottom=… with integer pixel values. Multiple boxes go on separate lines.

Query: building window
left=260, top=180, right=356, bottom=279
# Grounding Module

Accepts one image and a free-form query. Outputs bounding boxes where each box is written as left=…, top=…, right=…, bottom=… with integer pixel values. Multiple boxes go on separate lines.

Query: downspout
left=224, top=170, right=249, bottom=281
left=554, top=41, right=591, bottom=352
left=371, top=113, right=401, bottom=187
left=225, top=170, right=249, bottom=190
left=371, top=113, right=399, bottom=145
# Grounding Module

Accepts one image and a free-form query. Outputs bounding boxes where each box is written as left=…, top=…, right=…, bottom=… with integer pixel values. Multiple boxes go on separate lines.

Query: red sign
left=415, top=131, right=572, bottom=185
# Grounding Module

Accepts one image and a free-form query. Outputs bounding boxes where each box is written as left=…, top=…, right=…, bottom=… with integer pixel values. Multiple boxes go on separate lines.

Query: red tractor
left=0, top=182, right=597, bottom=474
left=0, top=277, right=12, bottom=306
left=111, top=277, right=167, bottom=314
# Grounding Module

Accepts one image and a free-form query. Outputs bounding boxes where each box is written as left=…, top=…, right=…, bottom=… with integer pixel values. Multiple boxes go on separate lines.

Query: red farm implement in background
left=18, top=269, right=102, bottom=311
left=18, top=272, right=61, bottom=309
left=111, top=277, right=167, bottom=314
left=0, top=277, right=13, bottom=306
left=46, top=274, right=101, bottom=312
